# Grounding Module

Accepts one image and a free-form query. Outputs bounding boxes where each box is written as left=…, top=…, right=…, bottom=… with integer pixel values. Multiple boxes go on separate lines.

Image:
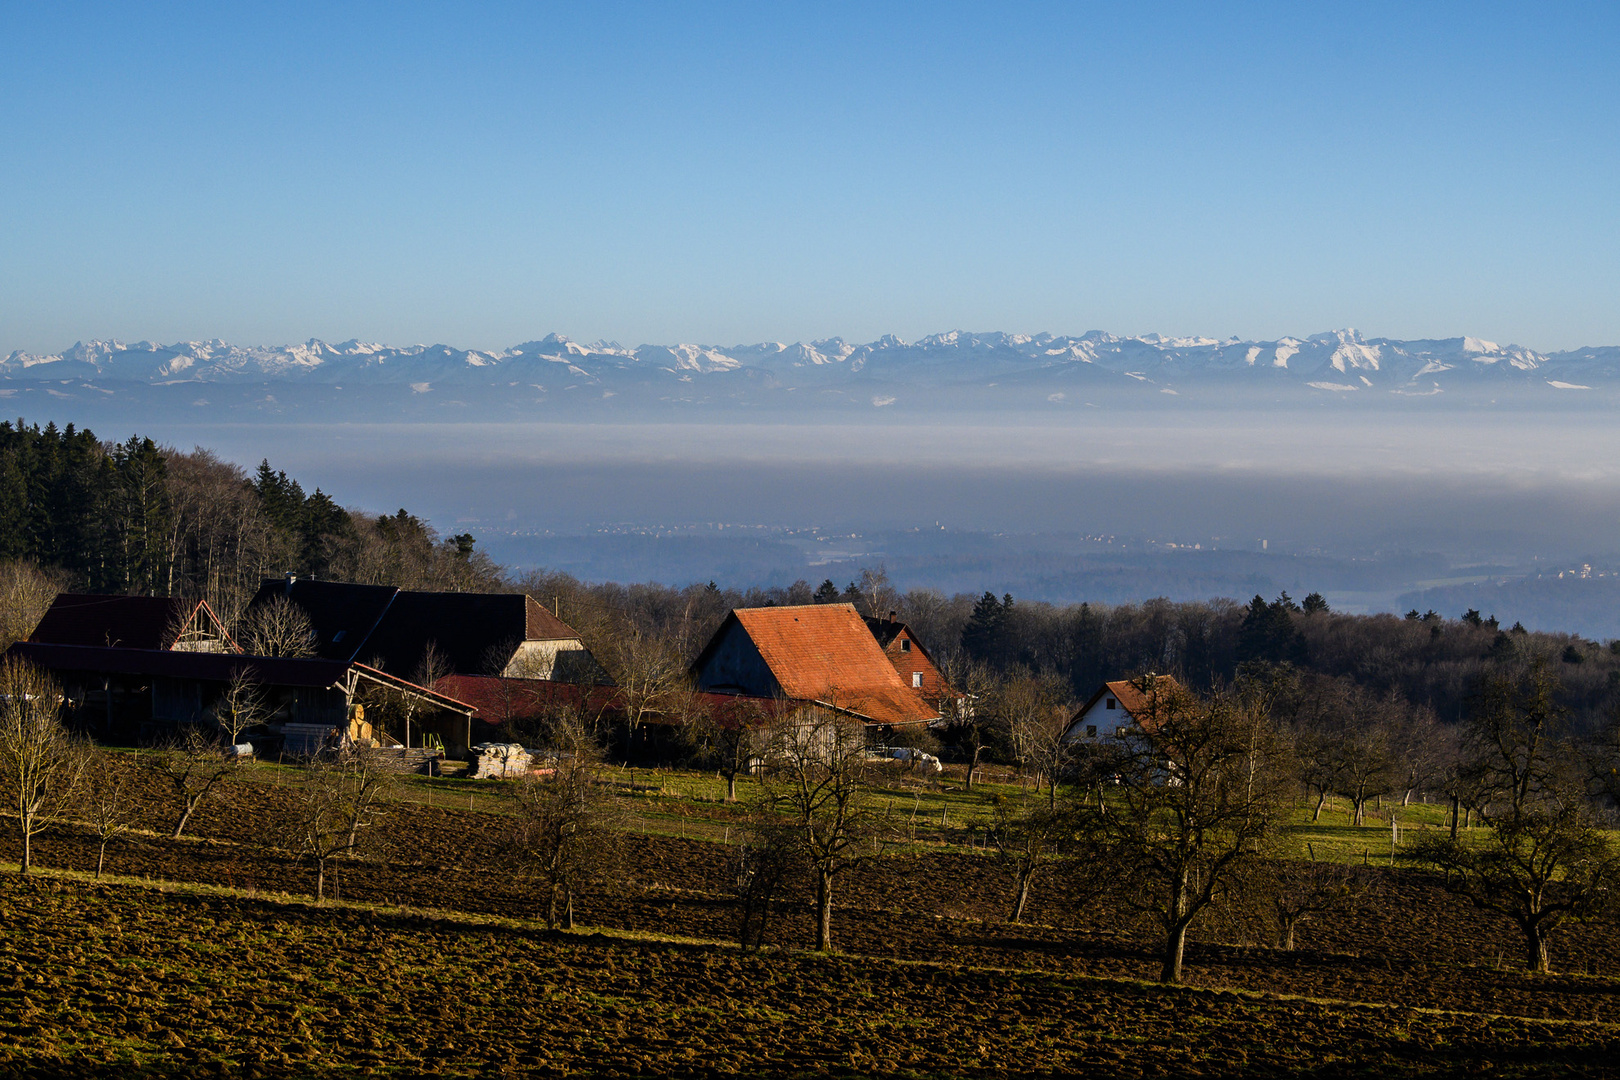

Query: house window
left=1086, top=725, right=1097, bottom=738
left=900, top=638, right=911, bottom=652
left=912, top=672, right=923, bottom=688
left=1106, top=697, right=1116, bottom=710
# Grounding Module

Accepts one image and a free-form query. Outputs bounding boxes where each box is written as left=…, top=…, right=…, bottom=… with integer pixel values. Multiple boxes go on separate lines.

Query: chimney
left=886, top=609, right=897, bottom=622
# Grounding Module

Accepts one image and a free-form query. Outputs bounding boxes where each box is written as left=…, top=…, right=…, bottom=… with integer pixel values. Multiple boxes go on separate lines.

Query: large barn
left=690, top=603, right=940, bottom=730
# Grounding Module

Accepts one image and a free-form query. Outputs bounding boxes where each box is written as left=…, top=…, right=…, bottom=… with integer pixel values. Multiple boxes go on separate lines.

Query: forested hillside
left=0, top=418, right=502, bottom=636
left=4, top=416, right=1617, bottom=738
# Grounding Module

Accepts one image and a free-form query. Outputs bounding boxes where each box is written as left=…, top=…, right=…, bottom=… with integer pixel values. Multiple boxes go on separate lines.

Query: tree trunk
left=1160, top=922, right=1188, bottom=983
left=562, top=889, right=574, bottom=930
left=19, top=821, right=31, bottom=876
left=815, top=870, right=834, bottom=951
left=315, top=858, right=326, bottom=902
left=173, top=797, right=199, bottom=840
left=96, top=840, right=108, bottom=880
left=1526, top=921, right=1549, bottom=973
left=1280, top=915, right=1297, bottom=951
left=966, top=743, right=983, bottom=793
left=1449, top=795, right=1460, bottom=842
left=1352, top=793, right=1366, bottom=827
left=725, top=772, right=737, bottom=803
left=1010, top=868, right=1032, bottom=924
left=1312, top=789, right=1326, bottom=821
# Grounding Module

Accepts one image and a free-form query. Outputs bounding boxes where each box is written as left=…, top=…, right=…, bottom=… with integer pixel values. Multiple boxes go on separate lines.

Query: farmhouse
left=863, top=612, right=955, bottom=709
left=1062, top=674, right=1185, bottom=744
left=243, top=577, right=609, bottom=683
left=12, top=590, right=478, bottom=756
left=690, top=603, right=939, bottom=730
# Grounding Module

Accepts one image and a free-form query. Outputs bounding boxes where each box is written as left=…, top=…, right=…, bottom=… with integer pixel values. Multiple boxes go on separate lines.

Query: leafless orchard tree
left=757, top=705, right=889, bottom=952
left=1253, top=856, right=1371, bottom=951
left=502, top=748, right=624, bottom=929
left=987, top=795, right=1072, bottom=923
left=732, top=808, right=801, bottom=952
left=413, top=641, right=451, bottom=688
left=1416, top=657, right=1620, bottom=973
left=0, top=658, right=86, bottom=874
left=683, top=695, right=769, bottom=802
left=278, top=747, right=396, bottom=902
left=238, top=594, right=318, bottom=658
left=1072, top=676, right=1289, bottom=983
left=146, top=726, right=238, bottom=839
left=995, top=667, right=1073, bottom=807
left=82, top=747, right=136, bottom=879
left=937, top=655, right=996, bottom=792
left=213, top=667, right=269, bottom=746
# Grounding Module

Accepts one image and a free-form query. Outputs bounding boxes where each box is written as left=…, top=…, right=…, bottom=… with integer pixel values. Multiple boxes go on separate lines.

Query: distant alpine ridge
left=6, top=329, right=1619, bottom=399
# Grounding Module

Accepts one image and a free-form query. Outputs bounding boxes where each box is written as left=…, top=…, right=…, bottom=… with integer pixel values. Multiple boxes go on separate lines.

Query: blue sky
left=2, top=1, right=1617, bottom=354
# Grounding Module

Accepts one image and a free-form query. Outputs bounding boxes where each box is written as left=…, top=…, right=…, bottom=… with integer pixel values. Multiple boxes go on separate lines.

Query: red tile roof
left=728, top=604, right=938, bottom=727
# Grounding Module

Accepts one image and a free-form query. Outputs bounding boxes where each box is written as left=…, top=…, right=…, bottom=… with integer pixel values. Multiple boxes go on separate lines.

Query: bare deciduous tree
left=238, top=594, right=317, bottom=658
left=83, top=747, right=136, bottom=879
left=995, top=667, right=1073, bottom=806
left=732, top=809, right=801, bottom=952
left=937, top=655, right=996, bottom=792
left=1073, top=676, right=1288, bottom=983
left=0, top=561, right=65, bottom=651
left=278, top=747, right=395, bottom=902
left=502, top=750, right=624, bottom=929
left=0, top=658, right=85, bottom=874
left=1416, top=657, right=1620, bottom=973
left=757, top=706, right=888, bottom=951
left=213, top=667, right=269, bottom=746
left=603, top=627, right=688, bottom=736
left=683, top=695, right=768, bottom=802
left=146, top=727, right=238, bottom=839
left=987, top=795, right=1071, bottom=923
left=1254, top=857, right=1371, bottom=950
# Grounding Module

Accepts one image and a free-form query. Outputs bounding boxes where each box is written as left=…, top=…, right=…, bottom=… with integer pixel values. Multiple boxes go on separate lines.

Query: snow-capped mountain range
left=6, top=330, right=1618, bottom=401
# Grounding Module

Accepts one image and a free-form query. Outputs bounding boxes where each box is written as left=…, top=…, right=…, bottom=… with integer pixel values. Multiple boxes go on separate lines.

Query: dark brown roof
left=362, top=592, right=529, bottom=677
left=246, top=579, right=400, bottom=663
left=11, top=641, right=351, bottom=688
left=246, top=580, right=589, bottom=678
left=29, top=594, right=228, bottom=651
left=705, top=604, right=938, bottom=727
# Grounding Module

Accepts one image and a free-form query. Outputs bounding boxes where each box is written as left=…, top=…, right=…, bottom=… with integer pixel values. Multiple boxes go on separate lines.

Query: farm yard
left=2, top=756, right=1620, bottom=1077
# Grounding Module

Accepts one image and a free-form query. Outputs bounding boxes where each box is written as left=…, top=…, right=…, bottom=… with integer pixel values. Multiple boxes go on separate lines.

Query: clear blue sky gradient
left=2, top=1, right=1617, bottom=354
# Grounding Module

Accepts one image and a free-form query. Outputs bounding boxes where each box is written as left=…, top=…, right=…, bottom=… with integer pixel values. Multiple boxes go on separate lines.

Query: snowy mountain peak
left=1, top=330, right=1608, bottom=400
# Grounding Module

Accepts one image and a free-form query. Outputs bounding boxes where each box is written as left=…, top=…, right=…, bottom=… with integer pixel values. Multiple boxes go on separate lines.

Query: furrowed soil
left=3, top=761, right=1619, bottom=1076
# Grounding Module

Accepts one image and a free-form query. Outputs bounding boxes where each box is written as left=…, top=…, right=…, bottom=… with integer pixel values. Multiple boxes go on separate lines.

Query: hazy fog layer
left=137, top=412, right=1620, bottom=561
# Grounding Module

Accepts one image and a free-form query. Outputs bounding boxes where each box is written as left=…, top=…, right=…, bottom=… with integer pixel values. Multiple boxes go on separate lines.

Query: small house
left=1062, top=674, right=1185, bottom=744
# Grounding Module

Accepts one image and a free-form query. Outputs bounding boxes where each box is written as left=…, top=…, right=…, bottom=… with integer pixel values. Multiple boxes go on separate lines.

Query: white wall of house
left=1062, top=691, right=1134, bottom=743
left=503, top=639, right=582, bottom=679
